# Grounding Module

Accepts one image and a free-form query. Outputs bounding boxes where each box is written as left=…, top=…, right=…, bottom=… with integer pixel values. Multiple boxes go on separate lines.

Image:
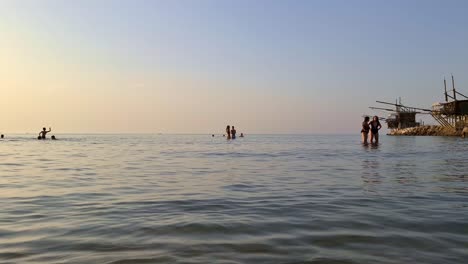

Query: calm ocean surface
left=0, top=134, right=467, bottom=264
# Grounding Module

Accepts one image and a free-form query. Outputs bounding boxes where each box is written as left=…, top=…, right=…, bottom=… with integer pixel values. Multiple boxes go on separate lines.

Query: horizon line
left=1, top=132, right=360, bottom=136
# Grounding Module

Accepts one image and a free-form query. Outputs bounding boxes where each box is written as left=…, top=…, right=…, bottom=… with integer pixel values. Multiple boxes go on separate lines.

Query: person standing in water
left=369, top=116, right=382, bottom=144
left=462, top=126, right=468, bottom=138
left=226, top=125, right=231, bottom=139
left=361, top=116, right=370, bottom=144
left=231, top=126, right=237, bottom=139
left=39, top=127, right=51, bottom=139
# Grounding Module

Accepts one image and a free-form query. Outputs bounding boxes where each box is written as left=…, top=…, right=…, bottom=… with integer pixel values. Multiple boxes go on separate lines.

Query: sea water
left=0, top=134, right=467, bottom=264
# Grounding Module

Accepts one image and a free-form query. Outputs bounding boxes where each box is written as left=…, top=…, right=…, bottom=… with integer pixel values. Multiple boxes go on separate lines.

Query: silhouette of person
left=361, top=116, right=370, bottom=144
left=39, top=127, right=51, bottom=139
left=226, top=125, right=231, bottom=139
left=231, top=126, right=237, bottom=139
left=369, top=116, right=382, bottom=144
left=462, top=127, right=468, bottom=138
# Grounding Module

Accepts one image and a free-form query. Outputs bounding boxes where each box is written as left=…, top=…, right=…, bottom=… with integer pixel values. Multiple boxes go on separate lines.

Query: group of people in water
left=361, top=116, right=382, bottom=144
left=0, top=127, right=57, bottom=140
left=223, top=125, right=244, bottom=139
left=38, top=127, right=56, bottom=140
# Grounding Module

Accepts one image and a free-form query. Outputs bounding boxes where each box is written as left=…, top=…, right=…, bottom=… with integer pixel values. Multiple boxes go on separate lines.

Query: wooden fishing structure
left=368, top=76, right=468, bottom=133
left=431, top=76, right=468, bottom=131
left=369, top=98, right=426, bottom=130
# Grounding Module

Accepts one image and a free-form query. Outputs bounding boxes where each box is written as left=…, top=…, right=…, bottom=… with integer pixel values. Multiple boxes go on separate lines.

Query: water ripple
left=0, top=134, right=467, bottom=263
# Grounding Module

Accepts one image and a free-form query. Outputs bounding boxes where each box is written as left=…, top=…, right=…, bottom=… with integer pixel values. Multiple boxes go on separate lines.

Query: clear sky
left=1, top=0, right=468, bottom=134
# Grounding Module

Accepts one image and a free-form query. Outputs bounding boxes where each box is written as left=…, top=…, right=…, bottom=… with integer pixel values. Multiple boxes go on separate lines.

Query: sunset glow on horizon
left=2, top=0, right=468, bottom=134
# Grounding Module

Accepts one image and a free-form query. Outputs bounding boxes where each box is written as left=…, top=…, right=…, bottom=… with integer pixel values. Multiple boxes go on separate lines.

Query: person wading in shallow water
left=361, top=116, right=370, bottom=144
left=231, top=126, right=237, bottom=139
left=369, top=116, right=382, bottom=144
left=226, top=125, right=231, bottom=139
left=38, top=127, right=51, bottom=139
left=462, top=126, right=468, bottom=138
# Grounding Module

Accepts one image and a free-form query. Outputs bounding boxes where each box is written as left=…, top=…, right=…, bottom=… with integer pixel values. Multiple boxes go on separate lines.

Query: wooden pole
left=452, top=75, right=457, bottom=101
left=444, top=78, right=448, bottom=102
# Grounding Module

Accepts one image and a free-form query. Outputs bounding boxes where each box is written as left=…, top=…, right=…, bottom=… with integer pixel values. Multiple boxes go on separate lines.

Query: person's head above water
left=51, top=135, right=56, bottom=140
left=1, top=134, right=4, bottom=139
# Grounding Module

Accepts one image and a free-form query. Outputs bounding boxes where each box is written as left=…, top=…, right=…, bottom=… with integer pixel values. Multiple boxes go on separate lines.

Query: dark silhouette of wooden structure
left=369, top=98, right=423, bottom=130
left=431, top=76, right=468, bottom=131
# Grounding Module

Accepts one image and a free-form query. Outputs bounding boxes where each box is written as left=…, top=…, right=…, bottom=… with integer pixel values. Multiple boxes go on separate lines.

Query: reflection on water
left=0, top=134, right=467, bottom=264
left=361, top=159, right=382, bottom=193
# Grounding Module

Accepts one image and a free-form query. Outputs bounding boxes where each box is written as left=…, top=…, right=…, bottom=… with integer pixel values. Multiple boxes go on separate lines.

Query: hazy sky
left=1, top=0, right=468, bottom=134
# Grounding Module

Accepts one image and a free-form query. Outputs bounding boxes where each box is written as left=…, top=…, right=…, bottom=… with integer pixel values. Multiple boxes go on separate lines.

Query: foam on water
left=0, top=134, right=467, bottom=263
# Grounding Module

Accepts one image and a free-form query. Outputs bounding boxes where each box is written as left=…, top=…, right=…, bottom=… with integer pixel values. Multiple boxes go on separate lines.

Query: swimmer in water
left=38, top=127, right=51, bottom=139
left=369, top=116, right=382, bottom=144
left=51, top=135, right=56, bottom=140
left=226, top=125, right=231, bottom=139
left=240, top=133, right=244, bottom=138
left=361, top=116, right=370, bottom=144
left=231, top=126, right=237, bottom=139
left=462, top=126, right=468, bottom=138
left=1, top=134, right=4, bottom=139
